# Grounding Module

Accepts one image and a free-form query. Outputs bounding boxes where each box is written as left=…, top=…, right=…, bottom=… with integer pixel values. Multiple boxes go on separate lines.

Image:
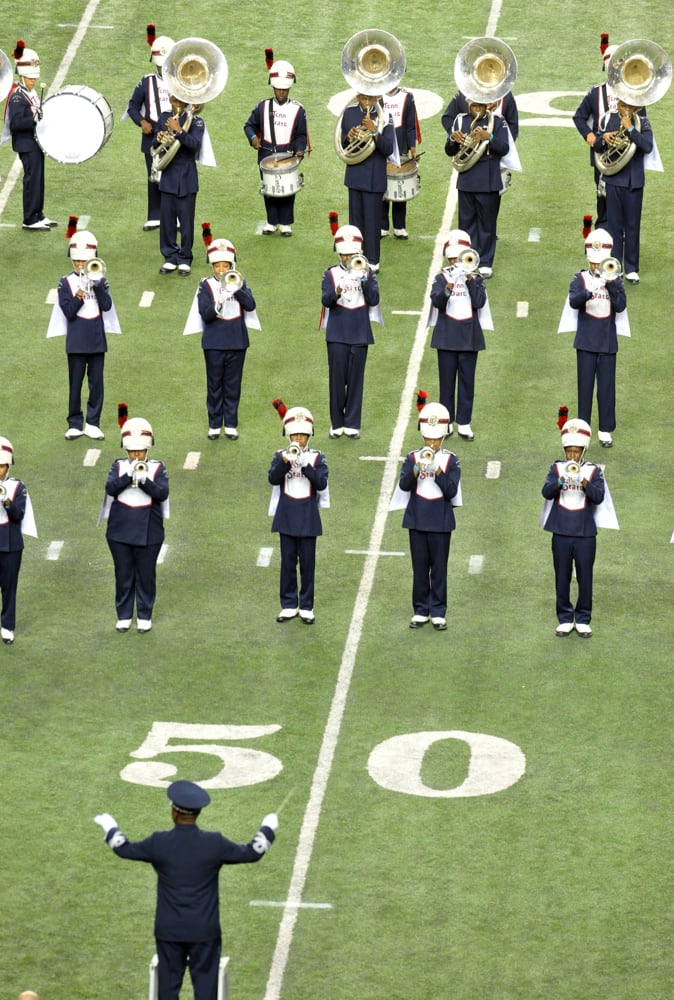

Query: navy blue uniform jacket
left=445, top=113, right=509, bottom=191
left=113, top=822, right=275, bottom=941
left=269, top=450, right=328, bottom=536
left=154, top=111, right=204, bottom=196
left=321, top=266, right=379, bottom=345
left=595, top=112, right=653, bottom=188
left=569, top=272, right=626, bottom=353
left=429, top=272, right=487, bottom=351
left=105, top=460, right=169, bottom=545
left=58, top=275, right=112, bottom=354
left=126, top=74, right=163, bottom=152
left=0, top=480, right=27, bottom=551
left=399, top=452, right=461, bottom=532
left=197, top=280, right=256, bottom=350
left=542, top=463, right=605, bottom=537
left=341, top=104, right=394, bottom=193
left=7, top=87, right=40, bottom=153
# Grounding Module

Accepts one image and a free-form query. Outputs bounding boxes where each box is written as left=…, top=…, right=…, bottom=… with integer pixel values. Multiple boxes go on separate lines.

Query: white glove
left=261, top=813, right=279, bottom=831
left=94, top=813, right=118, bottom=835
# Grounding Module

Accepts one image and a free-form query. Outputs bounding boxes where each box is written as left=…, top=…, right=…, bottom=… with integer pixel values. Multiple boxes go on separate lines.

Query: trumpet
left=0, top=482, right=7, bottom=503
left=219, top=269, right=244, bottom=293
left=599, top=256, right=622, bottom=282
left=418, top=446, right=436, bottom=471
left=285, top=442, right=305, bottom=464
left=348, top=253, right=369, bottom=277
left=131, top=459, right=148, bottom=486
left=564, top=460, right=581, bottom=478
left=456, top=247, right=480, bottom=274
left=86, top=258, right=106, bottom=284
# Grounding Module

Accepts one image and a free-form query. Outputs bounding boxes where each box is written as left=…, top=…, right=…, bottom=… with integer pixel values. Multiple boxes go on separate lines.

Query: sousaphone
left=451, top=36, right=517, bottom=172
left=0, top=49, right=12, bottom=102
left=151, top=37, right=228, bottom=178
left=334, top=29, right=406, bottom=165
left=595, top=39, right=671, bottom=175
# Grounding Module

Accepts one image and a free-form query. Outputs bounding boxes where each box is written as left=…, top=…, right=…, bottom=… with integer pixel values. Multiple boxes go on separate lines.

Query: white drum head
left=36, top=86, right=114, bottom=163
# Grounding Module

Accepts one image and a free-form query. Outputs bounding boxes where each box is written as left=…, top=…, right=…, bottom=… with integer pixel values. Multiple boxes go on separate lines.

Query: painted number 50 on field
left=121, top=722, right=525, bottom=798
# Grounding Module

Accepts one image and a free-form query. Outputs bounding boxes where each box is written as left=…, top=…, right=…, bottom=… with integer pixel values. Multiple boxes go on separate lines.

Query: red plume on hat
left=146, top=24, right=156, bottom=47
left=557, top=405, right=569, bottom=430
left=416, top=389, right=429, bottom=413
left=13, top=40, right=26, bottom=60
left=118, top=403, right=129, bottom=429
left=265, top=48, right=274, bottom=69
left=201, top=222, right=213, bottom=247
left=600, top=32, right=609, bottom=55
left=582, top=214, right=593, bottom=239
left=272, top=398, right=287, bottom=420
left=328, top=211, right=339, bottom=237
left=65, top=215, right=79, bottom=240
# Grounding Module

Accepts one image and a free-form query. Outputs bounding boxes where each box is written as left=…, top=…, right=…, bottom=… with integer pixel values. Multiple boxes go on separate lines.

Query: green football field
left=1, top=1, right=672, bottom=997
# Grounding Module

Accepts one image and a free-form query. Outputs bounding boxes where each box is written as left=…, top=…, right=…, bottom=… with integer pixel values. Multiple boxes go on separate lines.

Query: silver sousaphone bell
left=595, top=39, right=672, bottom=176
left=334, top=29, right=406, bottom=165
left=151, top=37, right=228, bottom=179
left=451, top=36, right=518, bottom=173
left=0, top=49, right=13, bottom=102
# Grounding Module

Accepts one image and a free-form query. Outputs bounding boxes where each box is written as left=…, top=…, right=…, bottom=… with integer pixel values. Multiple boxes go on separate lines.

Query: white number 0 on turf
left=121, top=723, right=525, bottom=797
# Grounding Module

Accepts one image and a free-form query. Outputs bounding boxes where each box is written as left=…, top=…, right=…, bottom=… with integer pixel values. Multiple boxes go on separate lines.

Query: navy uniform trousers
left=409, top=529, right=452, bottom=618
left=279, top=535, right=317, bottom=611
left=551, top=534, right=596, bottom=626
left=576, top=348, right=617, bottom=432
left=0, top=550, right=23, bottom=630
left=327, top=342, right=368, bottom=431
left=157, top=937, right=221, bottom=1000
left=107, top=540, right=162, bottom=620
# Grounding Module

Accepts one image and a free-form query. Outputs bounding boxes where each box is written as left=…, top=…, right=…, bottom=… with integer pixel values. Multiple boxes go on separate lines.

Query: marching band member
left=558, top=228, right=628, bottom=449
left=47, top=228, right=121, bottom=441
left=380, top=83, right=420, bottom=240
left=595, top=99, right=653, bottom=284
left=572, top=36, right=621, bottom=227
left=0, top=436, right=37, bottom=645
left=125, top=26, right=175, bottom=231
left=154, top=94, right=205, bottom=276
left=541, top=418, right=615, bottom=638
left=444, top=99, right=509, bottom=278
left=183, top=235, right=261, bottom=441
left=442, top=87, right=520, bottom=233
left=4, top=41, right=57, bottom=230
left=243, top=53, right=308, bottom=237
left=268, top=404, right=329, bottom=625
left=99, top=417, right=169, bottom=634
left=320, top=224, right=382, bottom=440
left=341, top=93, right=394, bottom=271
left=427, top=229, right=493, bottom=441
left=392, top=401, right=461, bottom=631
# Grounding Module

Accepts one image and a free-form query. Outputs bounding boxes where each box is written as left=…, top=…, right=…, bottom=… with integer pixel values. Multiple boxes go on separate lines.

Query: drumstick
left=275, top=788, right=295, bottom=815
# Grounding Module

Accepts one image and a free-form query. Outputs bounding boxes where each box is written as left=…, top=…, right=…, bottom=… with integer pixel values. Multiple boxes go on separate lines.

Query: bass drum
left=36, top=86, right=113, bottom=163
left=259, top=154, right=304, bottom=197
left=384, top=156, right=420, bottom=202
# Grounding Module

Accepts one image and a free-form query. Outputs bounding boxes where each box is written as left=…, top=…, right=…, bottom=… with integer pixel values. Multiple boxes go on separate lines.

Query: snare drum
left=259, top=154, right=304, bottom=198
left=384, top=157, right=421, bottom=202
left=36, top=86, right=114, bottom=164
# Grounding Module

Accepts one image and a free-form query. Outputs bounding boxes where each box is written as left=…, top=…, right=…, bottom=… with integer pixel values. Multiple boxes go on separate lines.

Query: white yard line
left=263, top=174, right=460, bottom=1000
